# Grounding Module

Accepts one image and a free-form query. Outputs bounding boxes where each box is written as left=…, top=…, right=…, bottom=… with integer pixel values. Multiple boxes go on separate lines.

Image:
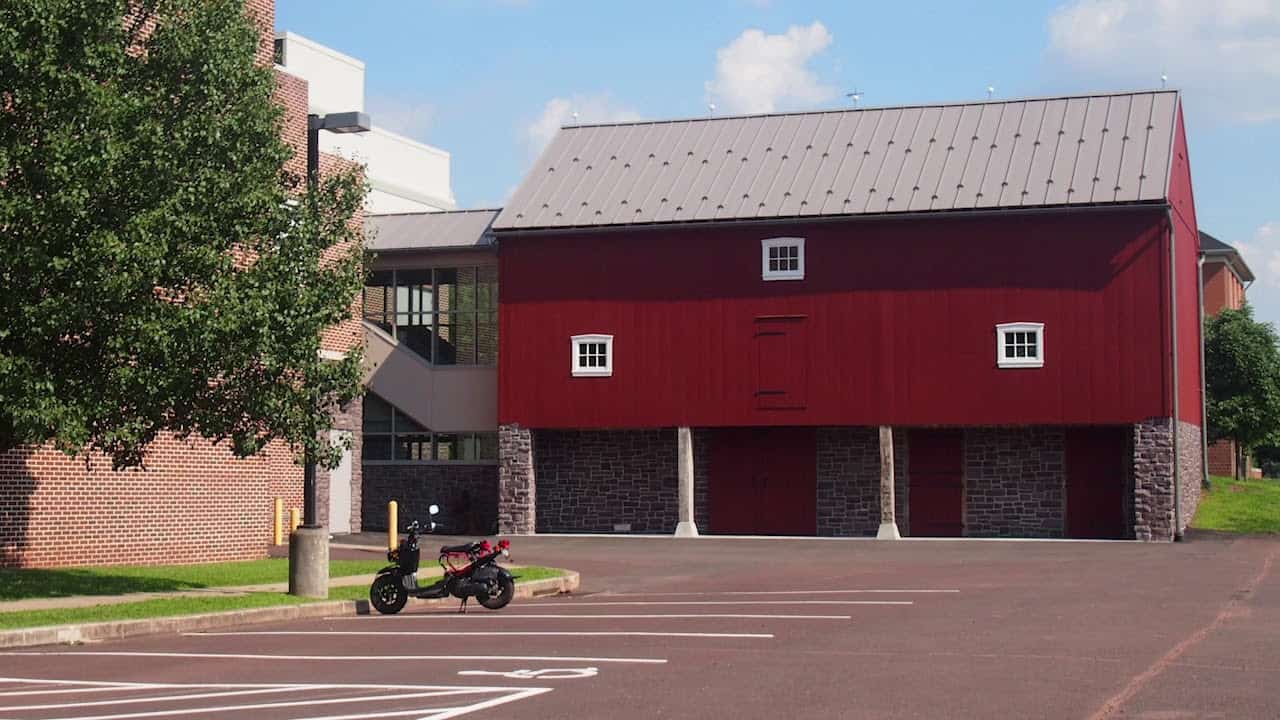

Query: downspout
left=1168, top=209, right=1183, bottom=541
left=1198, top=255, right=1210, bottom=491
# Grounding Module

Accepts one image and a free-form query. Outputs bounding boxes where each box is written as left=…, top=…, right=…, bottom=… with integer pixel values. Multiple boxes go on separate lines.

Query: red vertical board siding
left=1168, top=105, right=1204, bottom=426
left=499, top=209, right=1170, bottom=429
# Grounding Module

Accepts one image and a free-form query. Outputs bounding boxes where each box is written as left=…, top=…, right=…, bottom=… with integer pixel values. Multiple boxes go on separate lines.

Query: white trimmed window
left=996, top=322, right=1044, bottom=368
left=571, top=334, right=613, bottom=377
left=761, top=237, right=805, bottom=281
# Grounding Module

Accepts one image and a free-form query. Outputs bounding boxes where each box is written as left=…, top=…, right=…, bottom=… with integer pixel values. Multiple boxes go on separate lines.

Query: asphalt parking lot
left=2, top=532, right=1277, bottom=719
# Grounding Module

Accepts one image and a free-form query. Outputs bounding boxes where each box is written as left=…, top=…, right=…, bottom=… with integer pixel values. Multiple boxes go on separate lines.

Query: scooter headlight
left=501, top=548, right=510, bottom=559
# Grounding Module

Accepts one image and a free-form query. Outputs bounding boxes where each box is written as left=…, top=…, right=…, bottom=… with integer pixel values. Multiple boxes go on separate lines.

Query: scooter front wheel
left=370, top=574, right=408, bottom=615
left=478, top=575, right=515, bottom=610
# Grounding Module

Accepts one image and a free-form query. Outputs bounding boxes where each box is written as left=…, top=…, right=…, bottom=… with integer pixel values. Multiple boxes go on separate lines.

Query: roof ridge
left=561, top=88, right=1179, bottom=131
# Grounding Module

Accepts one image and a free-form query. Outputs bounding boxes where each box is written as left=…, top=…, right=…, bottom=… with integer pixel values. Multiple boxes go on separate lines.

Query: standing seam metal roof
left=365, top=209, right=500, bottom=251
left=493, top=90, right=1180, bottom=231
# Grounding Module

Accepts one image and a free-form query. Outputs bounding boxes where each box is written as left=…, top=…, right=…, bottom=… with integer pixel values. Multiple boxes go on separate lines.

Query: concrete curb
left=0, top=571, right=579, bottom=650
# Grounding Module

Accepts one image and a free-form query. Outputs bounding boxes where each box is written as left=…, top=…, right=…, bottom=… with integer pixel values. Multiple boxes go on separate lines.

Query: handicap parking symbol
left=458, top=667, right=600, bottom=680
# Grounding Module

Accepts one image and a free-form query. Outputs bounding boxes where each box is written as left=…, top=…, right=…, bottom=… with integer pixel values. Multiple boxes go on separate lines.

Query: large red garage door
left=709, top=427, right=816, bottom=535
left=1066, top=427, right=1127, bottom=539
left=909, top=429, right=964, bottom=537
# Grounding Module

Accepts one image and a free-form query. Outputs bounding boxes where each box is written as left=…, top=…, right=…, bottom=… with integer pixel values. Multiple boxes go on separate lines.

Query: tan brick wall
left=0, top=439, right=299, bottom=568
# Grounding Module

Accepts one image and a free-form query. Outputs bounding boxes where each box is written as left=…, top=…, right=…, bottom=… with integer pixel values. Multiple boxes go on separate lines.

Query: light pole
left=288, top=110, right=371, bottom=599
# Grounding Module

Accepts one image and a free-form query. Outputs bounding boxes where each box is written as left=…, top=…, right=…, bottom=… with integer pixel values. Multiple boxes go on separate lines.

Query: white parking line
left=188, top=630, right=774, bottom=639
left=0, top=685, right=314, bottom=712
left=326, top=613, right=853, bottom=620
left=0, top=680, right=552, bottom=720
left=0, top=678, right=157, bottom=698
left=14, top=690, right=521, bottom=720
left=517, top=600, right=912, bottom=607
left=5, top=651, right=667, bottom=664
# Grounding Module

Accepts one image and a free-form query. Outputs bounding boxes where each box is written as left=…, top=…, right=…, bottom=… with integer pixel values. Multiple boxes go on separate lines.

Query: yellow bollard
left=289, top=507, right=300, bottom=534
left=388, top=500, right=398, bottom=550
left=273, top=498, right=283, bottom=546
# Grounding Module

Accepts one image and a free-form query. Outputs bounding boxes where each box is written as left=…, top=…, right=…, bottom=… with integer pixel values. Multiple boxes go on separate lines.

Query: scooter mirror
left=428, top=504, right=440, bottom=515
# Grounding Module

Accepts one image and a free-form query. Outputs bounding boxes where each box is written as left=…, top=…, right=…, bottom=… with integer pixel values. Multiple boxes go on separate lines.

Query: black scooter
left=370, top=505, right=516, bottom=614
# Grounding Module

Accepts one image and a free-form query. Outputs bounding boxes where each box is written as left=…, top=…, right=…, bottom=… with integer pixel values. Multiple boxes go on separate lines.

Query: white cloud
left=1047, top=0, right=1280, bottom=123
left=525, top=95, right=642, bottom=158
left=705, top=22, right=837, bottom=115
left=366, top=96, right=436, bottom=141
left=1237, top=222, right=1280, bottom=287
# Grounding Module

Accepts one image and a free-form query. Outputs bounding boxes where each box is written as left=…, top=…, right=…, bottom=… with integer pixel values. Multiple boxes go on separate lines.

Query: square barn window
left=761, top=237, right=805, bottom=281
left=996, top=322, right=1045, bottom=368
left=571, top=334, right=614, bottom=377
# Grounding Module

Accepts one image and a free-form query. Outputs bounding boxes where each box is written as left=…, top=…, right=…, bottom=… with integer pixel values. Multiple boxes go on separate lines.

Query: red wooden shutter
left=754, top=315, right=808, bottom=410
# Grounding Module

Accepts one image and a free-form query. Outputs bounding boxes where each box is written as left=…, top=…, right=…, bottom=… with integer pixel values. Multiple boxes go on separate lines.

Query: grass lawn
left=1192, top=475, right=1280, bottom=534
left=0, top=558, right=389, bottom=602
left=0, top=566, right=566, bottom=630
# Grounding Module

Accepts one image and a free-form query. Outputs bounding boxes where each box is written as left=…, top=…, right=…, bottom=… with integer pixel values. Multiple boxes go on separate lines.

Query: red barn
left=488, top=90, right=1203, bottom=541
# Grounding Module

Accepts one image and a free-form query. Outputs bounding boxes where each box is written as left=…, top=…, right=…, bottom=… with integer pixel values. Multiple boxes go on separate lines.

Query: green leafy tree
left=1204, top=305, right=1280, bottom=480
left=0, top=0, right=365, bottom=469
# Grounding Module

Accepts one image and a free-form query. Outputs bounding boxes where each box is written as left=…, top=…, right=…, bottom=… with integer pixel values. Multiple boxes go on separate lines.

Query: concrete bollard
left=273, top=498, right=284, bottom=546
left=388, top=500, right=398, bottom=550
left=289, top=507, right=301, bottom=534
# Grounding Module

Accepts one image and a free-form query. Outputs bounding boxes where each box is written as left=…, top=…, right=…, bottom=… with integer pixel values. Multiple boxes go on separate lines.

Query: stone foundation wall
left=498, top=424, right=536, bottom=534
left=362, top=463, right=498, bottom=535
left=1178, top=420, right=1204, bottom=535
left=1133, top=418, right=1175, bottom=541
left=816, top=428, right=880, bottom=536
left=964, top=427, right=1065, bottom=538
left=814, top=427, right=909, bottom=537
left=534, top=429, right=678, bottom=533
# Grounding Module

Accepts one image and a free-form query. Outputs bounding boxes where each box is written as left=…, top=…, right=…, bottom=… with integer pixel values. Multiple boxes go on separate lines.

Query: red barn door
left=709, top=427, right=816, bottom=535
left=1066, top=427, right=1127, bottom=539
left=909, top=430, right=964, bottom=537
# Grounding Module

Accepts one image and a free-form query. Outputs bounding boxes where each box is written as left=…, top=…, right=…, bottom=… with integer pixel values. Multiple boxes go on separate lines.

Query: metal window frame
left=362, top=267, right=497, bottom=367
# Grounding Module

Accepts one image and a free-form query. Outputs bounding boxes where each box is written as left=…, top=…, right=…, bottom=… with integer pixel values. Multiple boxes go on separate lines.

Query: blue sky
left=276, top=0, right=1280, bottom=326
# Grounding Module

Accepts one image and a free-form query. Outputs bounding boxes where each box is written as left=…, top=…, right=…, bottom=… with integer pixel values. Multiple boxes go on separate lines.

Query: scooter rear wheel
left=478, top=575, right=515, bottom=610
left=370, top=574, right=408, bottom=615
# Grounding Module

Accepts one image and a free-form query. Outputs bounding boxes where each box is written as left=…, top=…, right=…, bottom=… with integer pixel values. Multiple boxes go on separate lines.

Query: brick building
left=366, top=90, right=1209, bottom=541
left=1199, top=231, right=1255, bottom=478
left=0, top=0, right=361, bottom=567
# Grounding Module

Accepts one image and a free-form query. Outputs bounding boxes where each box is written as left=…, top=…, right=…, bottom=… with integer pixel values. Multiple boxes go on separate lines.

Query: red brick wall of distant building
left=1203, top=263, right=1245, bottom=318
left=1203, top=259, right=1247, bottom=478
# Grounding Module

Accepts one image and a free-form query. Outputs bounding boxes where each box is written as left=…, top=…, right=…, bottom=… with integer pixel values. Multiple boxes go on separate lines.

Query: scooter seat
left=439, top=543, right=475, bottom=554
